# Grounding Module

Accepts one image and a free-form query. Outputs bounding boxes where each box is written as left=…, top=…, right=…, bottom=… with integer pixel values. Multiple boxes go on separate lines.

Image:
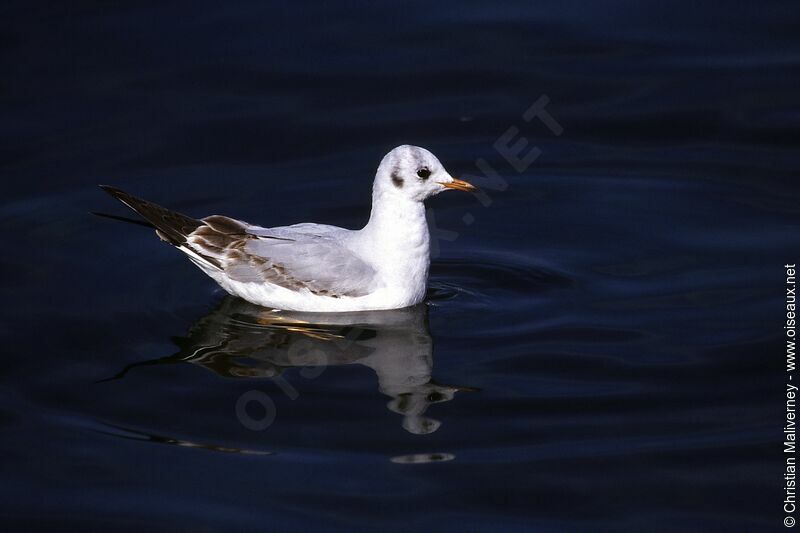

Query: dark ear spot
left=391, top=171, right=404, bottom=188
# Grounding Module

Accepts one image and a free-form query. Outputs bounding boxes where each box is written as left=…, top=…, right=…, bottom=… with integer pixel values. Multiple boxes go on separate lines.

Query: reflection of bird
left=106, top=297, right=477, bottom=434
left=100, top=145, right=475, bottom=312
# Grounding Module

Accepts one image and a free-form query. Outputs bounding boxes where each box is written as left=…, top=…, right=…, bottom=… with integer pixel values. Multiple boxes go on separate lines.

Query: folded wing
left=187, top=216, right=377, bottom=298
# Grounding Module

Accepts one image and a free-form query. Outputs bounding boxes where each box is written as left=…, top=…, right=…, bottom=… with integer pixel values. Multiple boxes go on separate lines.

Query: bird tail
left=99, top=185, right=203, bottom=246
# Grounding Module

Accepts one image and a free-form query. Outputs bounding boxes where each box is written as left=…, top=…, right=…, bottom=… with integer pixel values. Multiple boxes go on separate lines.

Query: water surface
left=1, top=1, right=798, bottom=530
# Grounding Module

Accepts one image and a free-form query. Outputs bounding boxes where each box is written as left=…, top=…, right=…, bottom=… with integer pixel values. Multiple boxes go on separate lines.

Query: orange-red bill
left=439, top=178, right=477, bottom=192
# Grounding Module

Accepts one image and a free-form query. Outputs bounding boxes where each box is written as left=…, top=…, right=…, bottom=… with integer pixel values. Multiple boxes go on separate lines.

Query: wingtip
left=99, top=184, right=127, bottom=200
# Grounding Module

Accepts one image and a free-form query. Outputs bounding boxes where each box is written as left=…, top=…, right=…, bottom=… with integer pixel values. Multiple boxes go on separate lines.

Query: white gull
left=101, top=145, right=476, bottom=312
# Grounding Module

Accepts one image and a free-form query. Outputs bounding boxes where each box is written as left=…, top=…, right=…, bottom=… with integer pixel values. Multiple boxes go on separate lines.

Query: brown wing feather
left=188, top=223, right=346, bottom=297
left=100, top=185, right=202, bottom=245
left=101, top=186, right=357, bottom=297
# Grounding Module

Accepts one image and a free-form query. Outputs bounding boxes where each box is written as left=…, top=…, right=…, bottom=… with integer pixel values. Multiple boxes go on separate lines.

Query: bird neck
left=360, top=189, right=430, bottom=301
left=364, top=190, right=429, bottom=246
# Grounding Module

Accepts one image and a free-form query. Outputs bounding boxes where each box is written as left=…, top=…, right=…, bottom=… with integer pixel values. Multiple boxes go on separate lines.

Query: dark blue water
left=2, top=1, right=799, bottom=530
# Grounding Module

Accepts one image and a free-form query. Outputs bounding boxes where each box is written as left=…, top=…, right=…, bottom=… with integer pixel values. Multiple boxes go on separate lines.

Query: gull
left=101, top=145, right=476, bottom=312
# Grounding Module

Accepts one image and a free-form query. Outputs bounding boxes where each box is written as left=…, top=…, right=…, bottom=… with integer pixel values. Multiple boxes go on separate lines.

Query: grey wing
left=186, top=216, right=378, bottom=298
left=246, top=222, right=349, bottom=239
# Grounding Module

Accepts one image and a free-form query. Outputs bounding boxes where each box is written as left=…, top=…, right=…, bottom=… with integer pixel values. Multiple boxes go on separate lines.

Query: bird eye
left=417, top=167, right=431, bottom=179
left=427, top=392, right=443, bottom=402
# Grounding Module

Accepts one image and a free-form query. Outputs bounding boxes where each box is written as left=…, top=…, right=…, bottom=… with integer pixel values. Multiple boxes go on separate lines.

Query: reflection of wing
left=186, top=217, right=378, bottom=298
left=104, top=297, right=477, bottom=434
